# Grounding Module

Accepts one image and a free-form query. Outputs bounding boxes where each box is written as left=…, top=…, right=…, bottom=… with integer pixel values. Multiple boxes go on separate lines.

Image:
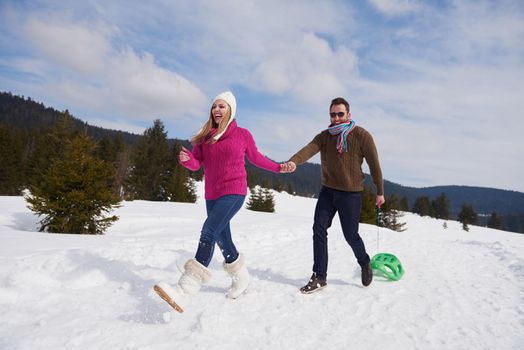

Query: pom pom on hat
left=213, top=91, right=236, bottom=120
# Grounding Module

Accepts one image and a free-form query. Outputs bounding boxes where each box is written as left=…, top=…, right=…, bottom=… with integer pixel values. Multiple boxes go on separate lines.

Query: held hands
left=280, top=161, right=296, bottom=173
left=178, top=146, right=190, bottom=163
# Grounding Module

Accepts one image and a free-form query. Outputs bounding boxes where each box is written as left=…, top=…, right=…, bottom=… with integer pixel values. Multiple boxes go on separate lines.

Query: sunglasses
left=330, top=112, right=347, bottom=118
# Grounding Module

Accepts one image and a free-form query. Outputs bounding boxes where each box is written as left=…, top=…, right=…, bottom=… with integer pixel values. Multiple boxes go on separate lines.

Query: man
left=285, top=97, right=385, bottom=293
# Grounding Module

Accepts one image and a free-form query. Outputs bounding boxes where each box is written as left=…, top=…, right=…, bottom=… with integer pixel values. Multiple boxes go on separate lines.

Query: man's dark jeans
left=312, top=186, right=370, bottom=278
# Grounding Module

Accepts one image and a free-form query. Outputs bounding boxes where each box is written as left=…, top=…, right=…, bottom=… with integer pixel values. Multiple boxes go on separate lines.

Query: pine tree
left=380, top=194, right=406, bottom=232
left=26, top=134, right=120, bottom=234
left=246, top=186, right=275, bottom=213
left=431, top=193, right=450, bottom=219
left=114, top=147, right=131, bottom=198
left=97, top=134, right=128, bottom=196
left=246, top=187, right=263, bottom=211
left=399, top=196, right=409, bottom=212
left=412, top=196, right=432, bottom=217
left=273, top=180, right=284, bottom=193
left=26, top=111, right=77, bottom=187
left=246, top=169, right=260, bottom=189
left=262, top=187, right=275, bottom=212
left=458, top=203, right=478, bottom=232
left=97, top=134, right=125, bottom=164
left=360, top=188, right=376, bottom=224
left=165, top=142, right=197, bottom=203
left=285, top=182, right=295, bottom=195
left=487, top=211, right=503, bottom=230
left=126, top=119, right=170, bottom=200
left=0, top=124, right=25, bottom=195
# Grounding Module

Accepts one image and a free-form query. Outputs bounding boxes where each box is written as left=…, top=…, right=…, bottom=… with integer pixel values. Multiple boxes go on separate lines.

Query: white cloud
left=352, top=59, right=524, bottom=191
left=24, top=18, right=112, bottom=74
left=242, top=108, right=328, bottom=162
left=106, top=49, right=207, bottom=118
left=251, top=33, right=358, bottom=104
left=130, top=0, right=356, bottom=105
left=339, top=0, right=524, bottom=191
left=1, top=0, right=524, bottom=191
left=18, top=16, right=208, bottom=126
left=5, top=1, right=358, bottom=123
left=367, top=0, right=421, bottom=17
left=88, top=118, right=145, bottom=135
left=445, top=1, right=524, bottom=63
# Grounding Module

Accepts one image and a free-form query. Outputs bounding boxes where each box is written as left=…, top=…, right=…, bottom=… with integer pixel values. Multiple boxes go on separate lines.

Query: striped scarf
left=328, top=120, right=356, bottom=153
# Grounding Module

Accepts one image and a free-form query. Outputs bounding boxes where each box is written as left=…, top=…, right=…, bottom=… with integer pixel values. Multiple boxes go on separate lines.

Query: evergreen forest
left=1, top=91, right=523, bottom=233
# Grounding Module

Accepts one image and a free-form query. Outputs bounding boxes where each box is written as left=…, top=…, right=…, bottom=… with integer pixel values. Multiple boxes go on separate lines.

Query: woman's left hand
left=178, top=147, right=190, bottom=162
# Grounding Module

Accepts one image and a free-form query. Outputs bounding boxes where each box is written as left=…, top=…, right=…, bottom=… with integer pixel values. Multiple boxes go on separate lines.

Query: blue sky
left=1, top=0, right=523, bottom=192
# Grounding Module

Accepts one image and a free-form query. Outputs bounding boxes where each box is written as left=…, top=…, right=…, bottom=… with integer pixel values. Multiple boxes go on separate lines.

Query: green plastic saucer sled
left=371, top=253, right=404, bottom=281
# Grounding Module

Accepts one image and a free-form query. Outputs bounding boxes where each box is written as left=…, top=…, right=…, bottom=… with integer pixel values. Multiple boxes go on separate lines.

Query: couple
left=154, top=91, right=385, bottom=313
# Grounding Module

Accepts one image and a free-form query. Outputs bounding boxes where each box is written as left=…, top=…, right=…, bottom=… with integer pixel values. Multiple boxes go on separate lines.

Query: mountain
left=365, top=176, right=524, bottom=216
left=2, top=90, right=523, bottom=229
left=0, top=91, right=140, bottom=145
left=255, top=163, right=524, bottom=216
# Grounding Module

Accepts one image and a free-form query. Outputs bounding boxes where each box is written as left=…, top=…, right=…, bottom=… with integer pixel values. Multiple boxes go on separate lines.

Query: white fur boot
left=223, top=253, right=250, bottom=299
left=154, top=259, right=212, bottom=313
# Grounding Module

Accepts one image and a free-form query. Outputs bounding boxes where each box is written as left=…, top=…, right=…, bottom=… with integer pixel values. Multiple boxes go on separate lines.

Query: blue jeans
left=312, top=186, right=370, bottom=278
left=194, top=194, right=245, bottom=267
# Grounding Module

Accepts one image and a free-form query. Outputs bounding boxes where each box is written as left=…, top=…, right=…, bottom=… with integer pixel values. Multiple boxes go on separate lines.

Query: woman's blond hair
left=191, top=105, right=232, bottom=145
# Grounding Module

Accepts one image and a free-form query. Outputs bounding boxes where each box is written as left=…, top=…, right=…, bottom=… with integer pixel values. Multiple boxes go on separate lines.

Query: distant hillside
left=2, top=90, right=523, bottom=232
left=256, top=161, right=524, bottom=216
left=0, top=91, right=141, bottom=145
left=370, top=177, right=524, bottom=215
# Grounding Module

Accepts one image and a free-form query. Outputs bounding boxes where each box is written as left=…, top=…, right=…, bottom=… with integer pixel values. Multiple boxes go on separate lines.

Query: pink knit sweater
left=180, top=120, right=281, bottom=200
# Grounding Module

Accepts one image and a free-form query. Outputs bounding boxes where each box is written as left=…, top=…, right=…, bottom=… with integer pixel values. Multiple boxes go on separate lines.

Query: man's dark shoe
left=361, top=263, right=373, bottom=286
left=300, top=273, right=327, bottom=294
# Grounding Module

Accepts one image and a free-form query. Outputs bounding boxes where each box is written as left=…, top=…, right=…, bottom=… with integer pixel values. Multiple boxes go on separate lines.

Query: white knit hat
left=213, top=91, right=236, bottom=120
left=212, top=91, right=236, bottom=141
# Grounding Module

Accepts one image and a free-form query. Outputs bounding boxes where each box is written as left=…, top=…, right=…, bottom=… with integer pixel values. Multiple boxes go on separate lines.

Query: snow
left=1, top=182, right=523, bottom=350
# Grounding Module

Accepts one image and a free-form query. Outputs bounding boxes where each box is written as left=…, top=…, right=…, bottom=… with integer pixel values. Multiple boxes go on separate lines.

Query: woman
left=154, top=91, right=291, bottom=313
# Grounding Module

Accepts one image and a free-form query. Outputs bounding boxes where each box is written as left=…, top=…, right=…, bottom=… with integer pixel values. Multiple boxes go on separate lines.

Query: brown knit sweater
left=289, top=126, right=384, bottom=195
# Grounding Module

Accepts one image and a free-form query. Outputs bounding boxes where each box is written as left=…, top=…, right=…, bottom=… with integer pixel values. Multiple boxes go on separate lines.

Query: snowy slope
left=0, top=183, right=523, bottom=350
